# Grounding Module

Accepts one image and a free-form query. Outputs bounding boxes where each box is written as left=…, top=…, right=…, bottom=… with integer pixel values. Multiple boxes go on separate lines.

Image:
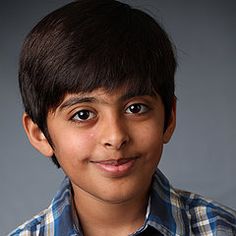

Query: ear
left=22, top=113, right=54, bottom=157
left=163, top=99, right=176, bottom=144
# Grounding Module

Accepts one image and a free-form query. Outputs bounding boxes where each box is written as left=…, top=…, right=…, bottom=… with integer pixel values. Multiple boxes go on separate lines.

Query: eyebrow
left=59, top=97, right=97, bottom=110
left=59, top=91, right=152, bottom=111
left=119, top=91, right=150, bottom=101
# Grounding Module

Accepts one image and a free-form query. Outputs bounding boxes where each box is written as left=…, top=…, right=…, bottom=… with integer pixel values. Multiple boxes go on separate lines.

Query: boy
left=10, top=0, right=236, bottom=235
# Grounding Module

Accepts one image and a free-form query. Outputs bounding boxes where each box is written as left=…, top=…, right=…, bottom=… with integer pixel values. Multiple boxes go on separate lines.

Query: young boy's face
left=26, top=87, right=175, bottom=204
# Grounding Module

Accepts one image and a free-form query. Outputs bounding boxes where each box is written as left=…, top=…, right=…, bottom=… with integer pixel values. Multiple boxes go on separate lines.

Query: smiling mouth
left=90, top=157, right=139, bottom=176
left=91, top=157, right=138, bottom=166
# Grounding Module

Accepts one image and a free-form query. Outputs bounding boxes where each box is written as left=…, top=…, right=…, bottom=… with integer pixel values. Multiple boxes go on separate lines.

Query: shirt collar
left=145, top=169, right=190, bottom=236
left=50, top=177, right=81, bottom=235
left=51, top=169, right=190, bottom=236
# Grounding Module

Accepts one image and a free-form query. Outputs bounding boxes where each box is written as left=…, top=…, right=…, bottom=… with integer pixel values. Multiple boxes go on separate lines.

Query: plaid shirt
left=9, top=169, right=236, bottom=236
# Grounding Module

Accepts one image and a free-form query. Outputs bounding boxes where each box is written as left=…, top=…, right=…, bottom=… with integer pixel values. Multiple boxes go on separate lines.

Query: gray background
left=1, top=0, right=235, bottom=234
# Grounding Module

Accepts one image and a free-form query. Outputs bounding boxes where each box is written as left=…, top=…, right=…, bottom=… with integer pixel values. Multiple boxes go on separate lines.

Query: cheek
left=134, top=122, right=164, bottom=168
left=134, top=121, right=164, bottom=148
left=52, top=129, right=96, bottom=163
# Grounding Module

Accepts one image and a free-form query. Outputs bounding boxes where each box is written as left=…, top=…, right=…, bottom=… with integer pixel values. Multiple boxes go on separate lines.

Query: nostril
left=105, top=143, right=112, bottom=147
left=104, top=139, right=128, bottom=150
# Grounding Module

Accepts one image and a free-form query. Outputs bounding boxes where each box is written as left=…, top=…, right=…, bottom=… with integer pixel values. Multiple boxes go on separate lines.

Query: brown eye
left=126, top=103, right=149, bottom=114
left=72, top=110, right=95, bottom=121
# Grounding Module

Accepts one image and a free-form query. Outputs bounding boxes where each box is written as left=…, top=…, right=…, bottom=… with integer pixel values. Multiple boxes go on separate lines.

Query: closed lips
left=91, top=157, right=139, bottom=166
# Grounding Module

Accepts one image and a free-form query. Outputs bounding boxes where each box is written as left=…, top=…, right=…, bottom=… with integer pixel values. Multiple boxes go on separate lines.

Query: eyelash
left=71, top=103, right=150, bottom=122
left=71, top=109, right=96, bottom=122
left=125, top=103, right=149, bottom=114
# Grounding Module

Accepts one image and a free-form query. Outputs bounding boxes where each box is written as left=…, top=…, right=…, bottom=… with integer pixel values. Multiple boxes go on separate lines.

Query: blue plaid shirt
left=9, top=169, right=236, bottom=235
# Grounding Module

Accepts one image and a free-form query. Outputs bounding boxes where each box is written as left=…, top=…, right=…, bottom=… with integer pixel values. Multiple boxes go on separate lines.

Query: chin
left=98, top=192, right=138, bottom=205
left=94, top=182, right=147, bottom=205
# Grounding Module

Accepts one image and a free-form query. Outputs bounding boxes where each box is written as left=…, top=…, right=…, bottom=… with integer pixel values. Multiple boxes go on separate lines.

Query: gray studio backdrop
left=1, top=0, right=235, bottom=234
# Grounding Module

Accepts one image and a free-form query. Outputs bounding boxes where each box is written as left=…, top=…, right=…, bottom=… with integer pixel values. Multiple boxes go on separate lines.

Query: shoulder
left=152, top=170, right=236, bottom=235
left=176, top=189, right=236, bottom=235
left=8, top=205, right=54, bottom=236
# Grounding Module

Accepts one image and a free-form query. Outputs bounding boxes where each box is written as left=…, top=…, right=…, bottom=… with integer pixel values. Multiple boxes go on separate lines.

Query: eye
left=125, top=103, right=149, bottom=114
left=72, top=110, right=96, bottom=121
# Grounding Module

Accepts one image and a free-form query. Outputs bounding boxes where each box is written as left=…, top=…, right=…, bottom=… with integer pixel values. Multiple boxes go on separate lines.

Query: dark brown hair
left=19, top=0, right=177, bottom=167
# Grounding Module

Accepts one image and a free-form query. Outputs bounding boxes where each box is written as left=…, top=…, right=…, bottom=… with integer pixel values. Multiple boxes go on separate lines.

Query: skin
left=23, top=88, right=176, bottom=236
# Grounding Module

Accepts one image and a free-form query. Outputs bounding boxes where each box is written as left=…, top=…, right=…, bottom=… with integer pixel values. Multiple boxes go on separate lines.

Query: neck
left=72, top=184, right=150, bottom=236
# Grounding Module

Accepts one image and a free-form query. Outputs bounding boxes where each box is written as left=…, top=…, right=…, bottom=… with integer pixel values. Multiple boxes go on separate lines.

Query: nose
left=100, top=116, right=130, bottom=150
